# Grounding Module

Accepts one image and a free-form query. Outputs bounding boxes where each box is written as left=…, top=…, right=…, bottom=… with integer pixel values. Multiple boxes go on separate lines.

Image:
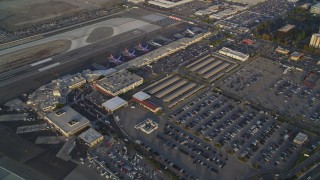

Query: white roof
left=46, top=106, right=90, bottom=134
left=79, top=128, right=103, bottom=144
left=133, top=91, right=151, bottom=101
left=102, top=96, right=127, bottom=111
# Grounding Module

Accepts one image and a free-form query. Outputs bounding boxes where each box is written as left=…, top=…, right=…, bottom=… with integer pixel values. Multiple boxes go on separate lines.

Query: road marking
left=30, top=58, right=53, bottom=67
left=0, top=74, right=15, bottom=81
left=38, top=62, right=61, bottom=72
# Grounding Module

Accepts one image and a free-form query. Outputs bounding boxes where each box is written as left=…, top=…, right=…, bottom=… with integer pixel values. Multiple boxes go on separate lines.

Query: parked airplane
left=122, top=48, right=136, bottom=58
left=107, top=54, right=122, bottom=65
left=136, top=43, right=149, bottom=52
left=149, top=40, right=162, bottom=47
left=186, top=28, right=195, bottom=36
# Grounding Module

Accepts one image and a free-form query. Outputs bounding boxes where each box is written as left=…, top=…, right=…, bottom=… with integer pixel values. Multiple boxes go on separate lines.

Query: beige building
left=44, top=106, right=90, bottom=137
left=310, top=3, right=320, bottom=14
left=310, top=33, right=320, bottom=48
left=218, top=47, right=249, bottom=62
left=93, top=70, right=143, bottom=96
left=275, top=46, right=290, bottom=55
left=78, top=128, right=104, bottom=147
left=294, top=133, right=308, bottom=145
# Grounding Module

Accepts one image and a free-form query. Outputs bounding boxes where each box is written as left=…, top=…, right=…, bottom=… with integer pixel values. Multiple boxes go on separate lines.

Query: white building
left=135, top=119, right=158, bottom=134
left=78, top=128, right=104, bottom=147
left=128, top=0, right=145, bottom=3
left=148, top=0, right=194, bottom=8
left=44, top=106, right=90, bottom=137
left=287, top=0, right=299, bottom=3
left=102, top=96, right=128, bottom=112
left=218, top=47, right=249, bottom=62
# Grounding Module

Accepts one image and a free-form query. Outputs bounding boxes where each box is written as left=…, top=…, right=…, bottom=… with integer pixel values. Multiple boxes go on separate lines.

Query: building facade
left=310, top=33, right=320, bottom=48
left=310, top=3, right=320, bottom=14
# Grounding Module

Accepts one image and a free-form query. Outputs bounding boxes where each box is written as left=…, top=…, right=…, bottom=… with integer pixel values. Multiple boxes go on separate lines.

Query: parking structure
left=185, top=54, right=238, bottom=83
left=143, top=75, right=205, bottom=109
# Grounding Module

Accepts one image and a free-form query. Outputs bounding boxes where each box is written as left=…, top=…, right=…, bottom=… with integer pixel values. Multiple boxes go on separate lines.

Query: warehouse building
left=293, top=132, right=308, bottom=145
left=78, top=128, right=104, bottom=147
left=102, top=96, right=128, bottom=113
left=44, top=106, right=90, bottom=137
left=93, top=70, right=143, bottom=96
left=218, top=47, right=249, bottom=62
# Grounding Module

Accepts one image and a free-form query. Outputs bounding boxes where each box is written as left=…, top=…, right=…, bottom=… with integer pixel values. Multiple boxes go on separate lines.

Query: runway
left=0, top=16, right=180, bottom=104
left=0, top=17, right=161, bottom=56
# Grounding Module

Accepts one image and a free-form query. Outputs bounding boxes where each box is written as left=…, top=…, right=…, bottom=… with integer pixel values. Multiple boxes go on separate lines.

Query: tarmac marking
left=38, top=62, right=61, bottom=72
left=0, top=74, right=15, bottom=81
left=0, top=166, right=25, bottom=180
left=30, top=57, right=53, bottom=67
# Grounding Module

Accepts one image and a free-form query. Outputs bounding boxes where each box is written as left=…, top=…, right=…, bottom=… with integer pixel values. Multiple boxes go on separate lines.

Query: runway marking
left=99, top=40, right=112, bottom=46
left=30, top=58, right=53, bottom=67
left=38, top=62, right=61, bottom=72
left=0, top=166, right=25, bottom=180
left=0, top=74, right=15, bottom=81
left=82, top=48, right=93, bottom=52
left=26, top=66, right=42, bottom=72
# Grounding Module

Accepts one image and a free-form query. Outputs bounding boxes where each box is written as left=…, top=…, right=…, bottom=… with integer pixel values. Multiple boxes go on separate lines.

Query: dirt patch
left=0, top=1, right=80, bottom=30
left=0, top=39, right=71, bottom=72
left=86, top=26, right=113, bottom=43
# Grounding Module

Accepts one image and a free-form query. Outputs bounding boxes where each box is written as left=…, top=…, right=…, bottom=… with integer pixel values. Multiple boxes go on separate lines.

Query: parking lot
left=87, top=139, right=162, bottom=179
left=219, top=57, right=320, bottom=125
left=165, top=84, right=320, bottom=174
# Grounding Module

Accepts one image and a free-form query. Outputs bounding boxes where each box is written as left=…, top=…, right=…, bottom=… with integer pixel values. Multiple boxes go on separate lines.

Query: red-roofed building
left=242, top=39, right=254, bottom=45
left=132, top=98, right=162, bottom=113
